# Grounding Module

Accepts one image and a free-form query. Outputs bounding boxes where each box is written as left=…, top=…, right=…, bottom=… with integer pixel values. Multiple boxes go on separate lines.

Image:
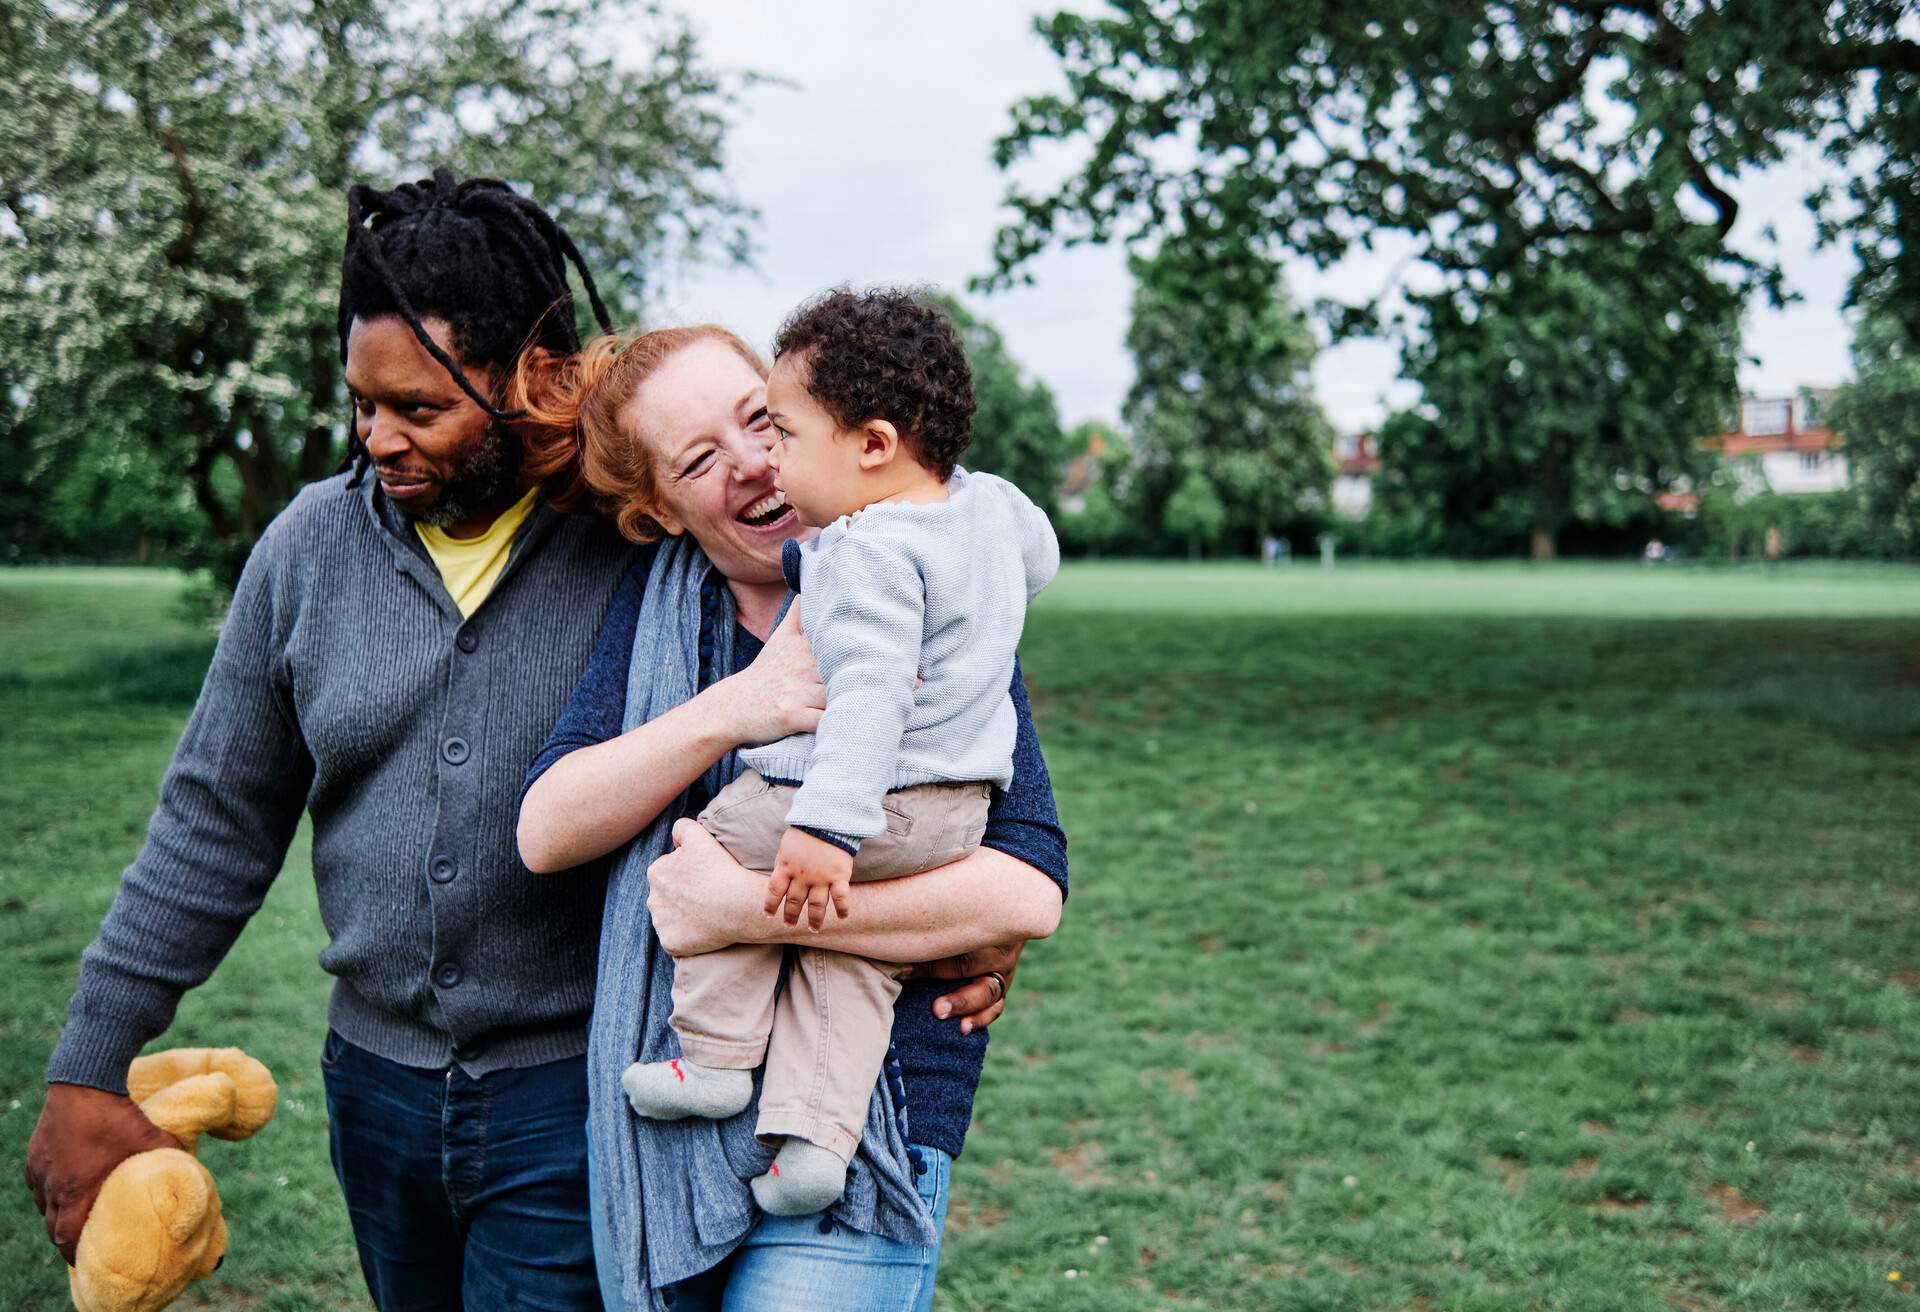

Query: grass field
left=3, top=562, right=1918, bottom=1311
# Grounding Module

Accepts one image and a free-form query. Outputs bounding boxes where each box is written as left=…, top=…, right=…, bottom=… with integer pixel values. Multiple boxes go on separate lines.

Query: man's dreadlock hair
left=336, top=167, right=614, bottom=482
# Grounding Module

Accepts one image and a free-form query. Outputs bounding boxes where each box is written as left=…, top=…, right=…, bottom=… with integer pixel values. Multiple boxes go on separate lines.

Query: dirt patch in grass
left=1564, top=1157, right=1600, bottom=1178
left=1891, top=969, right=1920, bottom=992
left=1702, top=1186, right=1767, bottom=1225
left=1049, top=1142, right=1111, bottom=1186
left=1782, top=1044, right=1822, bottom=1064
left=1582, top=1120, right=1615, bottom=1135
left=945, top=1197, right=1007, bottom=1232
left=1482, top=1155, right=1526, bottom=1196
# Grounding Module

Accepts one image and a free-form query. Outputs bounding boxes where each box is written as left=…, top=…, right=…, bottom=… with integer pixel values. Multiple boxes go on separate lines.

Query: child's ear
left=856, top=419, right=899, bottom=471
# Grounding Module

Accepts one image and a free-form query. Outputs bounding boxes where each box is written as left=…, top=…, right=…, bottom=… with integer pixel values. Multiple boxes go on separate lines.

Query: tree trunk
left=1530, top=520, right=1557, bottom=561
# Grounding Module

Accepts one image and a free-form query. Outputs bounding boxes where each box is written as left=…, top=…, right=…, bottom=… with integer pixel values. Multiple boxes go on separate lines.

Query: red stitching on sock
left=771, top=1163, right=781, bottom=1176
left=670, top=1059, right=685, bottom=1082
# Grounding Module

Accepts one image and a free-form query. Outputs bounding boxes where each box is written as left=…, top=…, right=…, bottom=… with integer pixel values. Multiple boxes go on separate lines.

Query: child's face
left=765, top=351, right=868, bottom=528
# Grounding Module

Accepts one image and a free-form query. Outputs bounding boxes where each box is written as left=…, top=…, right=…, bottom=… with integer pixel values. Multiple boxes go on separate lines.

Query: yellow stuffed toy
left=67, top=1048, right=278, bottom=1312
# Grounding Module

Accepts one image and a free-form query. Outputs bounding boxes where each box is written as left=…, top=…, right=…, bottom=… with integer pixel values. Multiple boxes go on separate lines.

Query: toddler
left=621, top=288, right=1058, bottom=1215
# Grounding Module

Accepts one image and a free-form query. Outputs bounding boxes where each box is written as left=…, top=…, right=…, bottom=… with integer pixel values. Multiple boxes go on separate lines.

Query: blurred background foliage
left=0, top=0, right=751, bottom=586
left=3, top=0, right=1919, bottom=580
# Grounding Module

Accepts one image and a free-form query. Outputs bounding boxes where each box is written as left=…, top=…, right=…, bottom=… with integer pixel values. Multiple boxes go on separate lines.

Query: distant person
left=512, top=310, right=1067, bottom=1310
left=1765, top=525, right=1784, bottom=562
left=1643, top=538, right=1668, bottom=564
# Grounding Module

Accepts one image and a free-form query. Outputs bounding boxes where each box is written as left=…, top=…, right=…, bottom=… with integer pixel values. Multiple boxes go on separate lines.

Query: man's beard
left=395, top=421, right=524, bottom=528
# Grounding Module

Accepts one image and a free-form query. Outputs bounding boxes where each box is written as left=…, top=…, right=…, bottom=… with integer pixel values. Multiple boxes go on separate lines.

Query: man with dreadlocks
left=25, top=170, right=631, bottom=1309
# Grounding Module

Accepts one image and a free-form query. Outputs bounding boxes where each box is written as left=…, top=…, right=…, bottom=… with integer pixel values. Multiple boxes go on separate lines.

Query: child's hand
left=764, top=828, right=855, bottom=931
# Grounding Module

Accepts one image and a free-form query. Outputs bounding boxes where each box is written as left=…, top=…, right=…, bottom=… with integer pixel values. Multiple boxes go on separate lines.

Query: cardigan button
left=435, top=961, right=463, bottom=989
left=456, top=629, right=478, bottom=653
left=442, top=737, right=470, bottom=765
left=429, top=856, right=457, bottom=884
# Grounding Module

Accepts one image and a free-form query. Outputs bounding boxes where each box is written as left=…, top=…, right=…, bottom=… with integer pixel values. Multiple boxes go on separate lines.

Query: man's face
left=344, top=315, right=521, bottom=531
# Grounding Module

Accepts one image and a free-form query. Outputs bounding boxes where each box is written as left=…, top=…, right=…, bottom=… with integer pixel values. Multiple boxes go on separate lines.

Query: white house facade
left=1719, top=390, right=1850, bottom=496
left=1332, top=431, right=1378, bottom=518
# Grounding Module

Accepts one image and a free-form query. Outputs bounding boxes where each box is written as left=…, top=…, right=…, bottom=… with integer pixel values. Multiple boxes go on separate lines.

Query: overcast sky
left=638, top=2, right=1860, bottom=434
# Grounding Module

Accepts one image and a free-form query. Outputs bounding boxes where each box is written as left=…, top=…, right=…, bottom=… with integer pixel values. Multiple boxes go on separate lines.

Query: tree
left=930, top=293, right=1070, bottom=516
left=1122, top=230, right=1332, bottom=551
left=1829, top=313, right=1920, bottom=553
left=1379, top=241, right=1739, bottom=558
left=0, top=0, right=750, bottom=583
left=1163, top=468, right=1226, bottom=558
left=988, top=1, right=1920, bottom=342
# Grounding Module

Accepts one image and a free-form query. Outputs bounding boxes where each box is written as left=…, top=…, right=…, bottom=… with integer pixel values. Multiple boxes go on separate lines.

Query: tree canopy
left=989, top=0, right=1920, bottom=341
left=1122, top=230, right=1332, bottom=549
left=1, top=0, right=749, bottom=580
left=931, top=293, right=1072, bottom=516
left=1378, top=239, right=1741, bottom=557
left=1830, top=313, right=1920, bottom=553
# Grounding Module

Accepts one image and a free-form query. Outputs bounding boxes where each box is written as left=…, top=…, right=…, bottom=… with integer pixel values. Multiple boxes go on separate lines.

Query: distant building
left=1708, top=389, right=1850, bottom=495
left=1058, top=428, right=1111, bottom=515
left=1332, top=431, right=1378, bottom=518
left=1655, top=388, right=1848, bottom=516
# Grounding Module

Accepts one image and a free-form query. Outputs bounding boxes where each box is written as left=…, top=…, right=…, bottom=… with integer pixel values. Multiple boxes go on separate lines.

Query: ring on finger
left=984, top=970, right=1009, bottom=1001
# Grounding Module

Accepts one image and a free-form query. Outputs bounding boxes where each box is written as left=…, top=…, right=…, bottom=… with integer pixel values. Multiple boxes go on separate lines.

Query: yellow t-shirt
left=416, top=487, right=540, bottom=617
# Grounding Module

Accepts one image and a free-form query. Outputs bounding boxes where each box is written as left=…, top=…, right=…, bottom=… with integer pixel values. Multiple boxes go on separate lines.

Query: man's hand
left=899, top=941, right=1027, bottom=1036
left=765, top=827, right=854, bottom=931
left=24, top=1083, right=180, bottom=1264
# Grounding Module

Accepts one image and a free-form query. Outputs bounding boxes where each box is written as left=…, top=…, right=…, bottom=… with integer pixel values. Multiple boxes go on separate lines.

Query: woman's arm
left=519, top=605, right=826, bottom=873
left=646, top=820, right=1062, bottom=960
left=520, top=688, right=746, bottom=873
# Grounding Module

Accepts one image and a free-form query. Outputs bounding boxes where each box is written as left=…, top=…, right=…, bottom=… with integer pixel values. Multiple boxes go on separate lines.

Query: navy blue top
left=523, top=543, right=1068, bottom=1159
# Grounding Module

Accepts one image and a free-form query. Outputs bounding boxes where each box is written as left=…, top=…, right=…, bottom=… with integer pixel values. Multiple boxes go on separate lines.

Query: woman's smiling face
left=620, top=338, right=801, bottom=585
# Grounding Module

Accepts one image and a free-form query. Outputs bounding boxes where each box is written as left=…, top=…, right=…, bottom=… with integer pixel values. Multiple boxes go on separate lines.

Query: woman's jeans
left=321, top=1031, right=602, bottom=1311
left=589, top=1133, right=955, bottom=1312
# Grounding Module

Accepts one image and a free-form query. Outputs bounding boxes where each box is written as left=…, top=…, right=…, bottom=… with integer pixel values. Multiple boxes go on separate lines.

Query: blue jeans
left=589, top=1136, right=954, bottom=1312
left=321, top=1031, right=601, bottom=1311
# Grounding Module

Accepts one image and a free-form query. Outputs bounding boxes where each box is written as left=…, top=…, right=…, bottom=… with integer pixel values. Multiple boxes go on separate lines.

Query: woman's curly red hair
left=511, top=325, right=767, bottom=544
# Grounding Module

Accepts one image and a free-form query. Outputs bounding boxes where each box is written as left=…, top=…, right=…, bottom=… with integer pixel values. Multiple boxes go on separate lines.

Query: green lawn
left=4, top=562, right=1918, bottom=1311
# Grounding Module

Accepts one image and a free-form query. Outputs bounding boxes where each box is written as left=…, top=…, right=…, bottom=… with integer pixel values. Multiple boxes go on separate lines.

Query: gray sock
left=750, top=1138, right=849, bottom=1216
left=621, top=1057, right=753, bottom=1121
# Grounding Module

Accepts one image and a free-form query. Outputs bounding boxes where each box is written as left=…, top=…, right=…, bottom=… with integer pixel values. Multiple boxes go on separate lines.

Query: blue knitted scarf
left=586, top=536, right=936, bottom=1310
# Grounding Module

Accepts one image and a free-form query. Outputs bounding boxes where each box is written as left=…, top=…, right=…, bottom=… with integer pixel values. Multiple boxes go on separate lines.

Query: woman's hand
left=719, top=604, right=825, bottom=747
left=900, top=942, right=1027, bottom=1035
left=647, top=821, right=761, bottom=957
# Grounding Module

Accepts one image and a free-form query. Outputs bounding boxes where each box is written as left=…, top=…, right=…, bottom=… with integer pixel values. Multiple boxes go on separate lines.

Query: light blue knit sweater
left=740, top=468, right=1059, bottom=850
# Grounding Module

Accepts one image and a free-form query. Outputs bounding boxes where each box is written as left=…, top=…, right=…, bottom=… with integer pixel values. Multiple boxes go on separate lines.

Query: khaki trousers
left=674, top=769, right=990, bottom=1161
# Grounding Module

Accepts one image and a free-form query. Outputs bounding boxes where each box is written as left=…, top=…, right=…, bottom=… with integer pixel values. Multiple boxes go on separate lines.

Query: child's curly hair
left=772, top=287, right=975, bottom=480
